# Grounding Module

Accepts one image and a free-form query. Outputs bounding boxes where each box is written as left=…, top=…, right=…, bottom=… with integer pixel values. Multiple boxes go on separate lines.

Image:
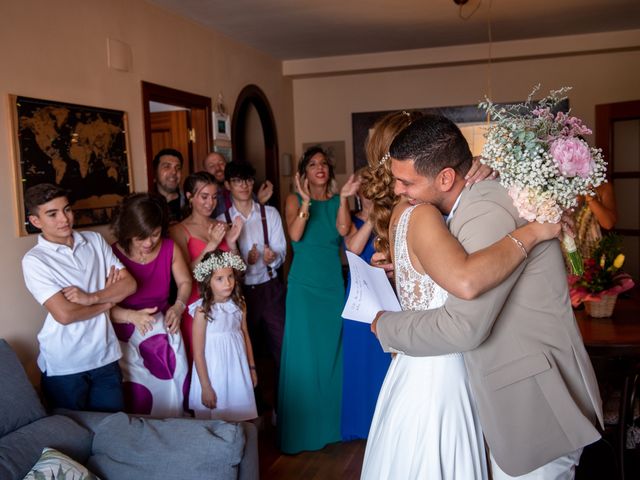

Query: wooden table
left=576, top=289, right=640, bottom=356
left=575, top=288, right=640, bottom=480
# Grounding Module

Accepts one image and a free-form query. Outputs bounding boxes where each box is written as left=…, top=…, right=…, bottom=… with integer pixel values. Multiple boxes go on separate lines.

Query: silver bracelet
left=175, top=299, right=187, bottom=311
left=506, top=233, right=527, bottom=259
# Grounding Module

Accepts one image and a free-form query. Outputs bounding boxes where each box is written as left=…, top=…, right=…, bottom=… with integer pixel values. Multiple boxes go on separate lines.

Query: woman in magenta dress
left=110, top=193, right=192, bottom=417
left=170, top=172, right=243, bottom=370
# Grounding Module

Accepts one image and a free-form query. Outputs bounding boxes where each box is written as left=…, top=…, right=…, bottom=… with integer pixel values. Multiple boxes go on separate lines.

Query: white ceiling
left=147, top=0, right=640, bottom=60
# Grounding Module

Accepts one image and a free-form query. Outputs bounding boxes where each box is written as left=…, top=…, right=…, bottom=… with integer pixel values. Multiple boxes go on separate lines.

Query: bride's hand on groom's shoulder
left=465, top=156, right=498, bottom=187
left=529, top=220, right=563, bottom=242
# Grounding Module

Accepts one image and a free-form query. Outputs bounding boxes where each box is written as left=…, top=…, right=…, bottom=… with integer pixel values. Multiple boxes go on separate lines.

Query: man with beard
left=153, top=148, right=185, bottom=224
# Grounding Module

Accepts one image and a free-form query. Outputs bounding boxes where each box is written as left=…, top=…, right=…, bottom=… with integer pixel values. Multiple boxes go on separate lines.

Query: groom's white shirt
left=445, top=191, right=463, bottom=226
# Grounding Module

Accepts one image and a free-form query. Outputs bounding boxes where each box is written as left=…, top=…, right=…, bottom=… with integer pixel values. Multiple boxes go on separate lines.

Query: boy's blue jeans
left=41, top=361, right=123, bottom=412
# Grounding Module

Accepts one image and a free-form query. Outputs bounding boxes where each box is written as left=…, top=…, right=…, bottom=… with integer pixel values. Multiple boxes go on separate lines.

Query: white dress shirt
left=218, top=202, right=287, bottom=285
left=22, top=231, right=123, bottom=375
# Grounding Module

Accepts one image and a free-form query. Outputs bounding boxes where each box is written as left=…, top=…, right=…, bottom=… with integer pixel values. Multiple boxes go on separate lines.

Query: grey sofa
left=0, top=339, right=258, bottom=480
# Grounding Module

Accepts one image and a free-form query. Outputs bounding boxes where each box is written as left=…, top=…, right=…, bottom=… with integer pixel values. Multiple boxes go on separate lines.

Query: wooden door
left=596, top=100, right=640, bottom=281
left=150, top=110, right=190, bottom=181
left=190, top=107, right=209, bottom=172
left=142, top=81, right=213, bottom=191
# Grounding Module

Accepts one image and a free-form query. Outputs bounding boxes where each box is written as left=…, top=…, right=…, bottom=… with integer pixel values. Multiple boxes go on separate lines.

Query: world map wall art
left=10, top=95, right=133, bottom=235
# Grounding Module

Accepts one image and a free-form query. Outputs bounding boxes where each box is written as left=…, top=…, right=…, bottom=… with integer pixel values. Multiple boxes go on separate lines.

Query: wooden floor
left=255, top=417, right=639, bottom=480
left=250, top=337, right=639, bottom=479
left=257, top=415, right=366, bottom=480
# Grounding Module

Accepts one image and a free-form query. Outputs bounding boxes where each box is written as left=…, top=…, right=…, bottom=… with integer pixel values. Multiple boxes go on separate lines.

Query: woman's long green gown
left=278, top=194, right=345, bottom=453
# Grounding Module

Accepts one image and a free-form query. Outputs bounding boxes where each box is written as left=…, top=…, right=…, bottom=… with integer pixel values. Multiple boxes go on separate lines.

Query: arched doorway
left=231, top=85, right=280, bottom=208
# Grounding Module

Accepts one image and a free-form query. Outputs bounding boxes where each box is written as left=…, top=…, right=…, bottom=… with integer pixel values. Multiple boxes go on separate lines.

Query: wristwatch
left=298, top=210, right=309, bottom=220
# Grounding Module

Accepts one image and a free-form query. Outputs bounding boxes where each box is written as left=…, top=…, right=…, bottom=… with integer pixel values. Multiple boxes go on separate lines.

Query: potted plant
left=569, top=234, right=635, bottom=317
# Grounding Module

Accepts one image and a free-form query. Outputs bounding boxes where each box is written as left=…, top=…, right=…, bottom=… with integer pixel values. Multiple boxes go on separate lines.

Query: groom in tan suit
left=372, top=114, right=603, bottom=479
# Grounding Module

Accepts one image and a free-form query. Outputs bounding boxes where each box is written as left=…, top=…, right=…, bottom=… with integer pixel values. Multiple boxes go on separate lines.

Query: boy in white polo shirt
left=21, top=183, right=136, bottom=412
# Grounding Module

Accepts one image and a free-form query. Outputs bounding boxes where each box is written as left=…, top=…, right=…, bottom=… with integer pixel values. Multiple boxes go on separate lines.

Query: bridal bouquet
left=479, top=85, right=607, bottom=274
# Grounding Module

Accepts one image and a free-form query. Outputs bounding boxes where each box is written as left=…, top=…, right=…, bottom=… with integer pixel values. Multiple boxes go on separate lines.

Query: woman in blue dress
left=341, top=178, right=391, bottom=440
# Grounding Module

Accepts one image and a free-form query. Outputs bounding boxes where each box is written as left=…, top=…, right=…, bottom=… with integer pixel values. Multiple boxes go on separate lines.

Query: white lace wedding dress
left=361, top=206, right=488, bottom=480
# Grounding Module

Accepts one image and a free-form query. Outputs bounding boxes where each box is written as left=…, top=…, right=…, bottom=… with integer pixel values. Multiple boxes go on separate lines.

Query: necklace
left=133, top=252, right=149, bottom=264
left=131, top=247, right=156, bottom=265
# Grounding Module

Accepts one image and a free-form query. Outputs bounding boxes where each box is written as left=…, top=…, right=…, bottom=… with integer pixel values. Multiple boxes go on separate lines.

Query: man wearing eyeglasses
left=218, top=160, right=286, bottom=421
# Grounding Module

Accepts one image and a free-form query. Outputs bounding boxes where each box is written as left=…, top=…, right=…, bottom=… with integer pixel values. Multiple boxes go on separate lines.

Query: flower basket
left=569, top=234, right=635, bottom=313
left=584, top=293, right=618, bottom=318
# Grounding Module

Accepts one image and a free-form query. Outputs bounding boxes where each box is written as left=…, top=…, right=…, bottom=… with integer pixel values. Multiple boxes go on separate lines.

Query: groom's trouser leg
left=490, top=448, right=583, bottom=480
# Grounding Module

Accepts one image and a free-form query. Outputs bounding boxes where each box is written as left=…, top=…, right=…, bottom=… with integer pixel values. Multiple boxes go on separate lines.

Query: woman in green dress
left=278, top=146, right=359, bottom=453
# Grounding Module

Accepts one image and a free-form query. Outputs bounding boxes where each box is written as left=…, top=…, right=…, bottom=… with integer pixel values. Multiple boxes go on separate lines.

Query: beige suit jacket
left=377, top=180, right=603, bottom=477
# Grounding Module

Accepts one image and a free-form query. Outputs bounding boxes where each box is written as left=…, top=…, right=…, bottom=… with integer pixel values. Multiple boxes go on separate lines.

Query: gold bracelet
left=298, top=210, right=309, bottom=220
left=506, top=233, right=527, bottom=259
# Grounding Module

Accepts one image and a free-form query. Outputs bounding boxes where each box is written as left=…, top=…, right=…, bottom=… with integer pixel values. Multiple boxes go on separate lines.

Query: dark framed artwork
left=213, top=112, right=230, bottom=140
left=10, top=95, right=133, bottom=235
left=351, top=99, right=569, bottom=170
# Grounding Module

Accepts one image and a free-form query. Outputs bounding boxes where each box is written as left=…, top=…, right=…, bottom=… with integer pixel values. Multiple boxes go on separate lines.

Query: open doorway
left=231, top=85, right=280, bottom=208
left=141, top=81, right=213, bottom=191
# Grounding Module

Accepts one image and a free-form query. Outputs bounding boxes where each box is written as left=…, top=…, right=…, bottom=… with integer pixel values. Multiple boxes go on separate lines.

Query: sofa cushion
left=0, top=415, right=93, bottom=480
left=23, top=447, right=99, bottom=480
left=0, top=339, right=46, bottom=437
left=87, top=412, right=245, bottom=480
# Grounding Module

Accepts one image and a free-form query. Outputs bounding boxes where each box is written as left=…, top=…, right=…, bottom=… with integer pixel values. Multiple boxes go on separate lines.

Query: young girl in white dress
left=188, top=250, right=258, bottom=421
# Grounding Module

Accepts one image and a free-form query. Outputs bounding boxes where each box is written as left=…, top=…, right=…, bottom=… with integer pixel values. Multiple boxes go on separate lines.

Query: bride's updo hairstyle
left=361, top=111, right=422, bottom=257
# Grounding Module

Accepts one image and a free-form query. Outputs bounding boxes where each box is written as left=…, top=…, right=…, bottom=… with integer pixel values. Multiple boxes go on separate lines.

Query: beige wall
left=291, top=46, right=640, bottom=185
left=0, top=0, right=294, bottom=375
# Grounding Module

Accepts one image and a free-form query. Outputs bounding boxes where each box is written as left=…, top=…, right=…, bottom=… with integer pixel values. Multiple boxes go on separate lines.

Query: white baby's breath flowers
left=193, top=251, right=247, bottom=282
left=478, top=85, right=607, bottom=274
left=479, top=85, right=607, bottom=219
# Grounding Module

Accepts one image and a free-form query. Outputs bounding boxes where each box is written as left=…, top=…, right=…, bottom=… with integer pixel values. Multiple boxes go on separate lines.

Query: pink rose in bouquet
left=549, top=137, right=594, bottom=178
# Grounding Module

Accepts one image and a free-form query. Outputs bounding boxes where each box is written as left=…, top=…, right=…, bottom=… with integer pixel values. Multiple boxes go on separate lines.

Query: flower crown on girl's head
left=193, top=251, right=247, bottom=282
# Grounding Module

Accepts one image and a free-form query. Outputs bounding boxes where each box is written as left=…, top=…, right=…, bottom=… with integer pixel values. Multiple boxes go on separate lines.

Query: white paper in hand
left=341, top=251, right=401, bottom=324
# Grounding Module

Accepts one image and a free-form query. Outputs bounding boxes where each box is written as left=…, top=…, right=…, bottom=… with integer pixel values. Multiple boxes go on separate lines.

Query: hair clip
left=402, top=110, right=410, bottom=117
left=379, top=152, right=391, bottom=166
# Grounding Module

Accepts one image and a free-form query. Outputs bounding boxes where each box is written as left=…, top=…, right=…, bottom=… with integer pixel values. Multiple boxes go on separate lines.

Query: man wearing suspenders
left=219, top=161, right=286, bottom=419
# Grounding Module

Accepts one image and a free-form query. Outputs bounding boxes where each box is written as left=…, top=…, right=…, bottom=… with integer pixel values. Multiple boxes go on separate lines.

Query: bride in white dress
left=361, top=200, right=558, bottom=479
left=361, top=204, right=487, bottom=479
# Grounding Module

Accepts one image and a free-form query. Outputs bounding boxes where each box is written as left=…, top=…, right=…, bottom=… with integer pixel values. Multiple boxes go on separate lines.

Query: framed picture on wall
left=9, top=95, right=133, bottom=236
left=351, top=99, right=569, bottom=171
left=213, top=112, right=231, bottom=141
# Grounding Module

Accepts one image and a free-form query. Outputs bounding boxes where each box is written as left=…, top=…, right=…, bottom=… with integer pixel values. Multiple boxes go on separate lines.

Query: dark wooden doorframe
left=231, top=85, right=280, bottom=207
left=596, top=99, right=640, bottom=280
left=141, top=81, right=213, bottom=191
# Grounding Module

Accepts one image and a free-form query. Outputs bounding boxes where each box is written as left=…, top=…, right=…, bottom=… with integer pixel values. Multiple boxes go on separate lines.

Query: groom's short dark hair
left=389, top=114, right=472, bottom=178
